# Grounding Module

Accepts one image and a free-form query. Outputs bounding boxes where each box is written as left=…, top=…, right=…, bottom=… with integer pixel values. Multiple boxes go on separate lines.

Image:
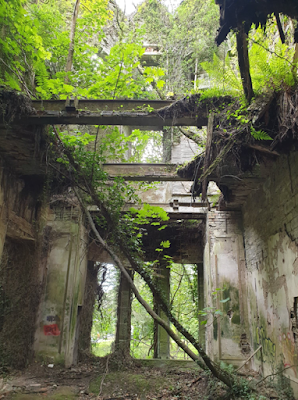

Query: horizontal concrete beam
left=89, top=204, right=207, bottom=219
left=19, top=111, right=202, bottom=127
left=103, top=163, right=188, bottom=181
left=32, top=99, right=174, bottom=112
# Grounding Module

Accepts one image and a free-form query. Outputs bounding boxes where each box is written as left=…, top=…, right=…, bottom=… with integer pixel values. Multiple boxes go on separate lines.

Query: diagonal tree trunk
left=51, top=125, right=237, bottom=389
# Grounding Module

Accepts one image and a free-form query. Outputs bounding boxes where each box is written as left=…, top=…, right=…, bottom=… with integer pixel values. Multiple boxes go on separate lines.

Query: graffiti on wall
left=255, top=326, right=276, bottom=361
left=279, top=331, right=298, bottom=375
left=43, top=315, right=60, bottom=336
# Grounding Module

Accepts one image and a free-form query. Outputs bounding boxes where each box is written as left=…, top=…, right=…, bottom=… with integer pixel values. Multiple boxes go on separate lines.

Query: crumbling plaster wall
left=34, top=203, right=88, bottom=367
left=0, top=165, right=46, bottom=368
left=204, top=210, right=248, bottom=365
left=242, top=152, right=298, bottom=388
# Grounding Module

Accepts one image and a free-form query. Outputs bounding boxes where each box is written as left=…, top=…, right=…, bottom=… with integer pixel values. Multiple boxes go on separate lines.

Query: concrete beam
left=103, top=163, right=187, bottom=181
left=19, top=111, right=202, bottom=127
left=32, top=99, right=174, bottom=112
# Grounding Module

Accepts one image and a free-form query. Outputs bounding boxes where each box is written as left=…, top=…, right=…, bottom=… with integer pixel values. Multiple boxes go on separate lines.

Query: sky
left=115, top=0, right=180, bottom=15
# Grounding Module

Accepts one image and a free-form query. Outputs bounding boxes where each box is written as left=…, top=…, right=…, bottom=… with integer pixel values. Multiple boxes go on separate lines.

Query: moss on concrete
left=231, top=313, right=240, bottom=324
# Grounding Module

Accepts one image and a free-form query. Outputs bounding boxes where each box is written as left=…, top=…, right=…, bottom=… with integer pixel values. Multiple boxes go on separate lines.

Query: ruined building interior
left=1, top=0, right=298, bottom=396
left=0, top=87, right=298, bottom=396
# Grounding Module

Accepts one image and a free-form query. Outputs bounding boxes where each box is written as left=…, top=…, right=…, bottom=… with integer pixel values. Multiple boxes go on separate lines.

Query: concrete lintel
left=32, top=99, right=174, bottom=112
left=19, top=111, right=202, bottom=127
left=88, top=205, right=207, bottom=220
left=103, top=163, right=187, bottom=181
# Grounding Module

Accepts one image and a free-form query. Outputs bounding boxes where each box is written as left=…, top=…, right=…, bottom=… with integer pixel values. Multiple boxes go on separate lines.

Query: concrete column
left=115, top=267, right=133, bottom=356
left=197, top=262, right=205, bottom=346
left=34, top=205, right=88, bottom=367
left=123, top=126, right=133, bottom=160
left=154, top=263, right=170, bottom=359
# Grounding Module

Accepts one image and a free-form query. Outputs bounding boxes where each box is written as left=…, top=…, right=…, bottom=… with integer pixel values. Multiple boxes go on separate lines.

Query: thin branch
left=249, top=38, right=295, bottom=67
left=236, top=345, right=262, bottom=372
left=170, top=268, right=184, bottom=306
left=255, top=365, right=295, bottom=386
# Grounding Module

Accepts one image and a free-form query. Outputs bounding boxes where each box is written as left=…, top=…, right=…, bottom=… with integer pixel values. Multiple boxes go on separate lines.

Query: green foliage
left=0, top=0, right=166, bottom=100
left=133, top=0, right=219, bottom=95
left=198, top=288, right=230, bottom=325
left=130, top=204, right=169, bottom=224
left=91, top=264, right=117, bottom=356
left=200, top=53, right=242, bottom=96
left=249, top=25, right=296, bottom=94
left=200, top=23, right=296, bottom=102
left=250, top=127, right=272, bottom=141
left=131, top=274, right=154, bottom=358
left=0, top=0, right=51, bottom=93
left=170, top=264, right=199, bottom=338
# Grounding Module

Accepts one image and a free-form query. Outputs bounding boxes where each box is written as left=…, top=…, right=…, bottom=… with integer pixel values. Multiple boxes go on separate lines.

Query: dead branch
left=236, top=345, right=262, bottom=372
left=255, top=365, right=295, bottom=386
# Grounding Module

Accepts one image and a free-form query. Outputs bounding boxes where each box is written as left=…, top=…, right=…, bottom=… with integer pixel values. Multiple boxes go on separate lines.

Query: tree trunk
left=236, top=24, right=254, bottom=104
left=51, top=126, right=237, bottom=389
left=65, top=0, right=80, bottom=83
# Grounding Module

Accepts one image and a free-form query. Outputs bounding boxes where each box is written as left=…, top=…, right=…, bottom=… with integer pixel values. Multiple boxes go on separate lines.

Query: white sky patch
left=115, top=0, right=181, bottom=15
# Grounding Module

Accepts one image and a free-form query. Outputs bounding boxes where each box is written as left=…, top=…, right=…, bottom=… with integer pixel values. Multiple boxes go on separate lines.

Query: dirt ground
left=0, top=355, right=294, bottom=400
left=0, top=356, right=223, bottom=400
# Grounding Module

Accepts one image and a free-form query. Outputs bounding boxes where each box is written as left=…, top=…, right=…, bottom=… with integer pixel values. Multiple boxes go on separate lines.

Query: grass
left=92, top=339, right=113, bottom=357
left=92, top=338, right=196, bottom=359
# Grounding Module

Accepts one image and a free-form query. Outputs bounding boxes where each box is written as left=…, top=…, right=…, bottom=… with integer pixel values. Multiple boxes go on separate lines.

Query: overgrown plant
left=200, top=23, right=297, bottom=100
left=48, top=123, right=261, bottom=392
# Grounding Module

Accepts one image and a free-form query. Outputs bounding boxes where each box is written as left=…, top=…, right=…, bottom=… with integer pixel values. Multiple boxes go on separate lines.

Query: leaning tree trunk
left=51, top=126, right=237, bottom=389
left=236, top=24, right=254, bottom=104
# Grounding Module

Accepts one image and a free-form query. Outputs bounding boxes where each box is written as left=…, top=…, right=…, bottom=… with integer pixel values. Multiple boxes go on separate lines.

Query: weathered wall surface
left=204, top=210, right=248, bottom=365
left=0, top=165, right=45, bottom=368
left=242, top=152, right=298, bottom=389
left=34, top=202, right=88, bottom=367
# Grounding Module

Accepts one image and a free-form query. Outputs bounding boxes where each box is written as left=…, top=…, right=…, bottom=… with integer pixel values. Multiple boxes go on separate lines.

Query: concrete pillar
left=34, top=205, right=88, bottom=367
left=197, top=262, right=205, bottom=346
left=115, top=267, right=133, bottom=356
left=123, top=126, right=133, bottom=160
left=154, top=262, right=170, bottom=359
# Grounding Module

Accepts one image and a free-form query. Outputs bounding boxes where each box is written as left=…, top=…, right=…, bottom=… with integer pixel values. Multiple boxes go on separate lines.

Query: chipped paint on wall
left=34, top=205, right=88, bottom=366
left=242, top=152, right=298, bottom=392
left=204, top=210, right=247, bottom=364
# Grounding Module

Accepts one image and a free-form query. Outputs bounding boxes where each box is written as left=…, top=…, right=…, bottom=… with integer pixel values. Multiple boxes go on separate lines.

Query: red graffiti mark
left=43, top=324, right=60, bottom=336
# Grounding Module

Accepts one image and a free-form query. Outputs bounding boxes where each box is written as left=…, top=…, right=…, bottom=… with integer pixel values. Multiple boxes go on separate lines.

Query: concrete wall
left=34, top=203, right=88, bottom=367
left=0, top=165, right=44, bottom=368
left=242, top=152, right=298, bottom=390
left=204, top=210, right=248, bottom=365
